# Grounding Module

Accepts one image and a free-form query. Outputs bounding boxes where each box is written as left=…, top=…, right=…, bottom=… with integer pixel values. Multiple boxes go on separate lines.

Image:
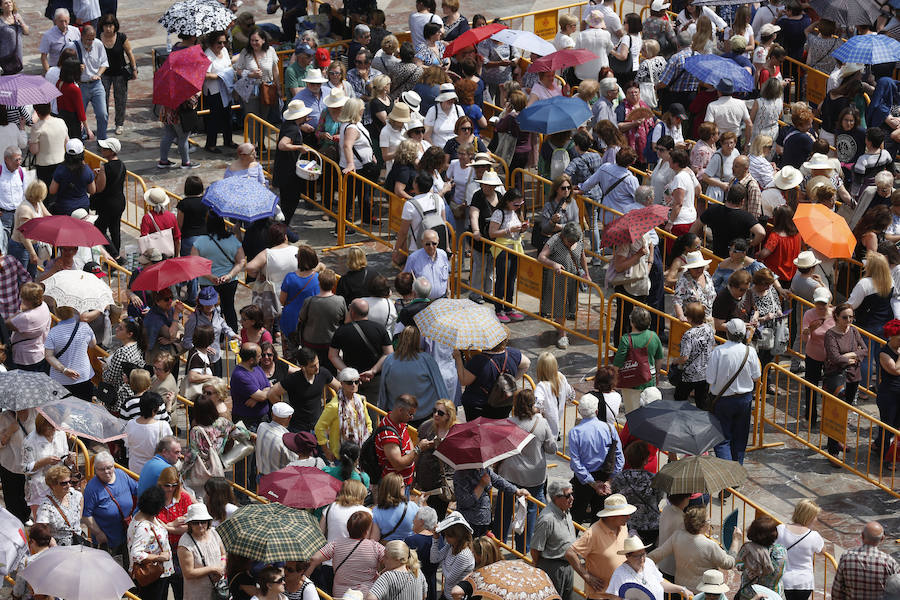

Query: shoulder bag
left=131, top=522, right=166, bottom=586
left=103, top=483, right=133, bottom=528
left=188, top=532, right=230, bottom=600
left=531, top=199, right=561, bottom=251
left=617, top=333, right=653, bottom=388
left=351, top=321, right=381, bottom=366
left=379, top=502, right=409, bottom=542
left=334, top=539, right=365, bottom=574
left=138, top=213, right=176, bottom=258
left=47, top=493, right=87, bottom=545
left=350, top=124, right=380, bottom=182
left=54, top=321, right=82, bottom=361
left=253, top=52, right=278, bottom=107
left=184, top=427, right=226, bottom=491
left=484, top=353, right=517, bottom=408
left=180, top=347, right=211, bottom=400
left=609, top=34, right=633, bottom=79
left=701, top=344, right=750, bottom=412
left=285, top=274, right=317, bottom=347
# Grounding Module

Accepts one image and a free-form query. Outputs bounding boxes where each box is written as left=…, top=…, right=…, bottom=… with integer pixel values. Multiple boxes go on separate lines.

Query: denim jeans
left=7, top=239, right=35, bottom=278
left=80, top=79, right=108, bottom=140
left=160, top=123, right=190, bottom=164
left=712, top=391, right=754, bottom=464
left=0, top=210, right=13, bottom=254
left=494, top=482, right=545, bottom=553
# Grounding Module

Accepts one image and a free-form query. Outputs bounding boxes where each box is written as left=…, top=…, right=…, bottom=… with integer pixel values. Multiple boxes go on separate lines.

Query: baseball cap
left=65, top=139, right=84, bottom=155
left=725, top=318, right=746, bottom=337
left=295, top=42, right=315, bottom=55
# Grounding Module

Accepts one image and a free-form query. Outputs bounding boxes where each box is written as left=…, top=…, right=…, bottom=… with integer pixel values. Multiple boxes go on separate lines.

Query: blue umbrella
left=683, top=54, right=754, bottom=92
left=202, top=176, right=278, bottom=222
left=832, top=34, right=900, bottom=65
left=517, top=96, right=591, bottom=134
left=892, top=0, right=900, bottom=10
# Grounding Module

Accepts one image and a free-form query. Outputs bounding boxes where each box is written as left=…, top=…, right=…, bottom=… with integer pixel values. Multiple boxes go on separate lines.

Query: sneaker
left=181, top=161, right=200, bottom=169
left=507, top=311, right=525, bottom=322
left=556, top=336, right=569, bottom=349
left=157, top=160, right=175, bottom=169
left=115, top=126, right=124, bottom=135
left=496, top=312, right=511, bottom=323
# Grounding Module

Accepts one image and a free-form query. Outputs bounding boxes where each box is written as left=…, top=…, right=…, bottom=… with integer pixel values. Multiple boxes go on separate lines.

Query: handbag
left=138, top=213, right=176, bottom=258
left=188, top=532, right=229, bottom=600
left=221, top=422, right=254, bottom=469
left=47, top=493, right=87, bottom=545
left=609, top=34, right=633, bottom=78
left=131, top=523, right=165, bottom=586
left=494, top=130, right=517, bottom=166
left=667, top=362, right=684, bottom=387
left=617, top=333, right=652, bottom=388
left=252, top=52, right=278, bottom=106
left=701, top=344, right=750, bottom=412
left=185, top=427, right=226, bottom=489
left=180, top=348, right=211, bottom=400
left=103, top=483, right=133, bottom=528
left=378, top=501, right=409, bottom=542
left=351, top=125, right=380, bottom=181
left=531, top=199, right=561, bottom=251
left=251, top=276, right=280, bottom=323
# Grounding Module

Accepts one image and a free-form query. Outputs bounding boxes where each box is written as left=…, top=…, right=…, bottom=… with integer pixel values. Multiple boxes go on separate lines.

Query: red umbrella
left=153, top=44, right=211, bottom=110
left=433, top=417, right=535, bottom=470
left=258, top=466, right=343, bottom=509
left=443, top=23, right=508, bottom=58
left=130, top=256, right=213, bottom=291
left=527, top=48, right=598, bottom=72
left=18, top=215, right=108, bottom=247
left=600, top=204, right=671, bottom=248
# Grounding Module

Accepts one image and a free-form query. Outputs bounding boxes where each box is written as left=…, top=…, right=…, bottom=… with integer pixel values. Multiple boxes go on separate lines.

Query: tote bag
left=138, top=213, right=176, bottom=258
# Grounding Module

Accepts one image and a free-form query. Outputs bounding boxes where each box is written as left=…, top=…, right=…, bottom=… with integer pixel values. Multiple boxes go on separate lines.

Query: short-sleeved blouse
left=679, top=323, right=716, bottom=382
left=128, top=518, right=176, bottom=577
left=35, top=489, right=83, bottom=545
left=179, top=529, right=225, bottom=600
left=674, top=271, right=717, bottom=316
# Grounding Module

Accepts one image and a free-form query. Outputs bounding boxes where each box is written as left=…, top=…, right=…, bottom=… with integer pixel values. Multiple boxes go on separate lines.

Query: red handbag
left=617, top=333, right=652, bottom=388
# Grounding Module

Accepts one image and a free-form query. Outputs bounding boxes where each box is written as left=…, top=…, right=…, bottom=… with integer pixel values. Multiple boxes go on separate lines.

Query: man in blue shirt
left=403, top=230, right=450, bottom=299
left=578, top=147, right=641, bottom=227
left=720, top=36, right=754, bottom=78
left=136, top=436, right=182, bottom=497
left=567, top=393, right=624, bottom=524
left=83, top=451, right=138, bottom=556
left=291, top=69, right=327, bottom=135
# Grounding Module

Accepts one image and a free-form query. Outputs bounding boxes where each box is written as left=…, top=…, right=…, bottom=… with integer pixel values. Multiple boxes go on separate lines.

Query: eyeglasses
left=328, top=71, right=341, bottom=76
left=557, top=492, right=574, bottom=498
left=434, top=409, right=447, bottom=416
left=460, top=127, right=473, bottom=132
left=271, top=578, right=286, bottom=584
left=57, top=480, right=72, bottom=487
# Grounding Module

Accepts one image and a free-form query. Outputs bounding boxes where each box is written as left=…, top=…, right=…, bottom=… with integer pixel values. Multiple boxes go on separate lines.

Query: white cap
left=71, top=208, right=89, bottom=220
left=65, top=139, right=84, bottom=155
left=813, top=287, right=832, bottom=304
left=271, top=402, right=295, bottom=418
left=98, top=138, right=121, bottom=153
left=640, top=386, right=662, bottom=407
left=725, top=318, right=746, bottom=336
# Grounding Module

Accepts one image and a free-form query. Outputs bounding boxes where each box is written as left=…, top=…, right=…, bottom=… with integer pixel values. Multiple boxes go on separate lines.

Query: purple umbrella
left=0, top=74, right=61, bottom=106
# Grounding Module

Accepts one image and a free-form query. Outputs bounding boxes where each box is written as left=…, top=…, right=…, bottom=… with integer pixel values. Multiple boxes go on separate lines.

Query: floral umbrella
left=465, top=560, right=561, bottom=600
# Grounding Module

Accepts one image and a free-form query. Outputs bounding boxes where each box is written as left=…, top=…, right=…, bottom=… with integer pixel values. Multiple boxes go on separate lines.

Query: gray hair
left=634, top=185, right=653, bottom=206
left=630, top=306, right=651, bottom=331
left=4, top=146, right=21, bottom=159
left=54, top=7, right=70, bottom=19
left=93, top=451, right=115, bottom=467
left=726, top=330, right=746, bottom=343
left=676, top=31, right=692, bottom=48
left=547, top=478, right=572, bottom=498
left=561, top=222, right=582, bottom=243
left=577, top=393, right=599, bottom=417
left=413, top=276, right=432, bottom=299
left=155, top=435, right=179, bottom=454
left=416, top=505, right=438, bottom=530
left=354, top=24, right=371, bottom=40
left=875, top=170, right=894, bottom=187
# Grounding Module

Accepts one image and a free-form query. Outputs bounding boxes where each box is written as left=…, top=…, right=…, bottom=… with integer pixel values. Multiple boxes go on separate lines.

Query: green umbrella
left=651, top=455, right=748, bottom=496
left=216, top=503, right=326, bottom=562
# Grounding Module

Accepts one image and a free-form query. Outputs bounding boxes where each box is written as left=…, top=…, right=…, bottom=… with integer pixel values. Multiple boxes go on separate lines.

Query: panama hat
left=475, top=170, right=503, bottom=186
left=773, top=166, right=803, bottom=190
left=324, top=87, right=348, bottom=108
left=184, top=503, right=214, bottom=523
left=617, top=535, right=653, bottom=555
left=682, top=250, right=711, bottom=269
left=401, top=90, right=421, bottom=111
left=435, top=82, right=458, bottom=102
left=839, top=63, right=864, bottom=79
left=696, top=570, right=729, bottom=594
left=435, top=510, right=474, bottom=534
left=388, top=102, right=412, bottom=123
left=302, top=68, right=328, bottom=83
left=283, top=99, right=313, bottom=121
left=143, top=187, right=169, bottom=207
left=596, top=494, right=637, bottom=518
left=469, top=152, right=495, bottom=167
left=407, top=113, right=426, bottom=131
left=802, top=153, right=841, bottom=174
left=793, top=250, right=821, bottom=269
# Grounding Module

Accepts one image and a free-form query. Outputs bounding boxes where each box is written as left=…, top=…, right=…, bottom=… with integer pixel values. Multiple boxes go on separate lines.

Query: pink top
left=530, top=80, right=561, bottom=101
left=240, top=328, right=273, bottom=344
left=802, top=308, right=835, bottom=362
left=9, top=302, right=52, bottom=366
left=690, top=140, right=715, bottom=176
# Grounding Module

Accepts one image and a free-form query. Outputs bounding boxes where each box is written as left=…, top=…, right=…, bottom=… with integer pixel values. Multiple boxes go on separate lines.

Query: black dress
left=90, top=158, right=126, bottom=256
left=272, top=120, right=306, bottom=224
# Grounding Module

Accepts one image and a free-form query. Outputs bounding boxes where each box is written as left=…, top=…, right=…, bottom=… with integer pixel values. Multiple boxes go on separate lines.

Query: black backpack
left=359, top=424, right=400, bottom=485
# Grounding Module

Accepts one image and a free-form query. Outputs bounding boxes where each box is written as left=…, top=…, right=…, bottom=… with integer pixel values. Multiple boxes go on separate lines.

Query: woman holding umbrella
left=177, top=504, right=226, bottom=600
left=538, top=222, right=590, bottom=350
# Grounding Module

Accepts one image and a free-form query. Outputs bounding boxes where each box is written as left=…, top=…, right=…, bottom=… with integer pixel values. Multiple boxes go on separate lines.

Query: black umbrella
left=808, top=0, right=883, bottom=28
left=625, top=400, right=726, bottom=456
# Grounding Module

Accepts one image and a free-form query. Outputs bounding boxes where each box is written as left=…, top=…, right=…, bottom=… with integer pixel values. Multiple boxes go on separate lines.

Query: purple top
left=230, top=365, right=271, bottom=418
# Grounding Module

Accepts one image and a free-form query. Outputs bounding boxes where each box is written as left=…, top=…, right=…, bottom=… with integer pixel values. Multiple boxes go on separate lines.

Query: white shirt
left=650, top=160, right=675, bottom=210
left=425, top=103, right=464, bottom=149
left=600, top=3, right=624, bottom=44
left=409, top=11, right=443, bottom=48
left=78, top=39, right=109, bottom=81
left=533, top=375, right=575, bottom=438
left=255, top=421, right=297, bottom=475
left=751, top=3, right=780, bottom=38
left=752, top=45, right=768, bottom=66
left=553, top=32, right=576, bottom=51
left=606, top=557, right=666, bottom=600
left=0, top=163, right=24, bottom=212
left=704, top=96, right=750, bottom=136
left=446, top=160, right=471, bottom=206
left=44, top=67, right=62, bottom=114
left=125, top=418, right=174, bottom=475
left=73, top=0, right=101, bottom=21
left=702, top=148, right=740, bottom=203
left=669, top=169, right=698, bottom=225
left=574, top=28, right=612, bottom=80
left=0, top=409, right=33, bottom=474
left=401, top=192, right=444, bottom=252
left=656, top=502, right=685, bottom=575
left=322, top=503, right=372, bottom=565
left=775, top=524, right=825, bottom=590
left=706, top=341, right=761, bottom=395
left=380, top=124, right=406, bottom=174
left=362, top=296, right=398, bottom=332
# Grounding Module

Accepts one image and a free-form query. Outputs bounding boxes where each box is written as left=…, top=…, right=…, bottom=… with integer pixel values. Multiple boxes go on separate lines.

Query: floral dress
left=414, top=41, right=448, bottom=67
left=674, top=271, right=717, bottom=317
left=679, top=323, right=715, bottom=383
left=751, top=97, right=783, bottom=148
left=35, top=489, right=83, bottom=545
left=128, top=518, right=176, bottom=578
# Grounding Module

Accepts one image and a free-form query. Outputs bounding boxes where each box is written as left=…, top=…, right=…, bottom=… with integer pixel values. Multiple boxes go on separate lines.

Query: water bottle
left=166, top=33, right=173, bottom=53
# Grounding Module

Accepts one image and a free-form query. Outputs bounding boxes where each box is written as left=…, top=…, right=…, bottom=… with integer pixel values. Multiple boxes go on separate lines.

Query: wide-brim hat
left=650, top=0, right=670, bottom=11
left=144, top=187, right=170, bottom=207
left=406, top=114, right=426, bottom=131
left=435, top=510, right=474, bottom=534
left=682, top=250, right=711, bottom=269
left=773, top=166, right=803, bottom=190
left=283, top=99, right=313, bottom=121
left=388, top=102, right=412, bottom=122
left=596, top=493, right=637, bottom=518
left=283, top=431, right=318, bottom=454
left=475, top=169, right=503, bottom=186
left=696, top=570, right=730, bottom=594
left=184, top=503, right=214, bottom=523
left=617, top=535, right=653, bottom=555
left=302, top=68, right=328, bottom=83
left=198, top=286, right=220, bottom=306
left=435, top=82, right=458, bottom=102
left=793, top=250, right=821, bottom=269
left=587, top=9, right=605, bottom=28
left=802, top=153, right=841, bottom=173
left=324, top=88, right=348, bottom=108
left=839, top=63, right=864, bottom=79
left=138, top=248, right=164, bottom=265
left=470, top=152, right=495, bottom=167
left=401, top=90, right=421, bottom=110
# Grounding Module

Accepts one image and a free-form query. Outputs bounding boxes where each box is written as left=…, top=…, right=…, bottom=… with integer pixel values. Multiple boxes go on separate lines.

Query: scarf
left=625, top=100, right=653, bottom=159
left=338, top=391, right=370, bottom=445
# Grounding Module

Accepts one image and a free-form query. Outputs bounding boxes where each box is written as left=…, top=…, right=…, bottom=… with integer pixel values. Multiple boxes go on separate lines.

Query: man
left=567, top=394, right=624, bottom=524
left=656, top=32, right=699, bottom=112
left=348, top=49, right=381, bottom=108
left=255, top=402, right=298, bottom=475
left=374, top=393, right=434, bottom=487
left=291, top=68, right=327, bottom=138
left=0, top=147, right=24, bottom=253
left=403, top=229, right=450, bottom=299
left=532, top=479, right=577, bottom=600
left=706, top=318, right=761, bottom=465
left=579, top=147, right=640, bottom=226
left=395, top=276, right=432, bottom=335
left=0, top=246, right=29, bottom=319
left=136, top=436, right=182, bottom=496
left=573, top=11, right=612, bottom=82
left=691, top=183, right=765, bottom=259
left=230, top=343, right=272, bottom=430
left=76, top=24, right=109, bottom=141
left=348, top=24, right=371, bottom=63
left=704, top=78, right=752, bottom=143
left=730, top=155, right=762, bottom=218
left=82, top=451, right=137, bottom=557
left=721, top=36, right=754, bottom=77
left=39, top=8, right=81, bottom=73
left=565, top=494, right=634, bottom=599
left=329, top=298, right=393, bottom=401
left=592, top=77, right=618, bottom=126
left=712, top=270, right=752, bottom=333
left=599, top=0, right=624, bottom=44
left=285, top=43, right=315, bottom=97
left=393, top=172, right=448, bottom=262
left=832, top=521, right=899, bottom=600
left=268, top=347, right=340, bottom=433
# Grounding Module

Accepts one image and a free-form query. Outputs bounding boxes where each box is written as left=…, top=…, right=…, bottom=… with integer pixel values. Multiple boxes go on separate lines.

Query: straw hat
left=802, top=153, right=841, bottom=174
left=435, top=82, right=458, bottom=102
left=283, top=99, right=313, bottom=121
left=143, top=187, right=170, bottom=207
left=773, top=166, right=803, bottom=190
left=324, top=87, right=348, bottom=108
left=595, top=494, right=637, bottom=518
left=839, top=63, right=864, bottom=79
left=302, top=68, right=328, bottom=83
left=696, top=570, right=729, bottom=594
left=587, top=9, right=606, bottom=28
left=682, top=250, right=711, bottom=269
left=617, top=535, right=653, bottom=555
left=470, top=152, right=495, bottom=167
left=793, top=250, right=821, bottom=269
left=475, top=169, right=503, bottom=186
left=388, top=102, right=412, bottom=123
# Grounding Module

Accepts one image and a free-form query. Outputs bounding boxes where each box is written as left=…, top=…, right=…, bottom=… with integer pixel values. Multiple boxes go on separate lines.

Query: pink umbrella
left=258, top=466, right=343, bottom=509
left=433, top=417, right=535, bottom=469
left=527, top=48, right=598, bottom=73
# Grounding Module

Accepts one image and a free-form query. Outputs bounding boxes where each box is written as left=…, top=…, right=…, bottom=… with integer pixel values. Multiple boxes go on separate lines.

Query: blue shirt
left=83, top=469, right=138, bottom=548
left=192, top=234, right=242, bottom=279
left=579, top=163, right=640, bottom=225
left=372, top=501, right=419, bottom=542
left=143, top=304, right=174, bottom=351
left=292, top=87, right=325, bottom=128
left=567, top=416, right=625, bottom=485
left=51, top=164, right=94, bottom=215
left=280, top=272, right=320, bottom=334
left=403, top=248, right=450, bottom=299
left=136, top=455, right=171, bottom=498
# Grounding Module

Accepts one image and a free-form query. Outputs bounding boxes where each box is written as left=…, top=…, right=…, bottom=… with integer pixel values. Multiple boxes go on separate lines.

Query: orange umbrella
left=793, top=203, right=857, bottom=259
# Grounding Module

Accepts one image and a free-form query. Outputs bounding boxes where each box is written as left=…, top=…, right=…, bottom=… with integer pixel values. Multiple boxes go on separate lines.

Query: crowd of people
left=2, top=0, right=900, bottom=598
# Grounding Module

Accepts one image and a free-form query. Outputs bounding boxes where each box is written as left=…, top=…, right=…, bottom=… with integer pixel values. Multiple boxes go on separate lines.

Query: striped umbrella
left=832, top=34, right=900, bottom=65
left=651, top=455, right=748, bottom=495
left=413, top=298, right=508, bottom=350
left=216, top=503, right=326, bottom=562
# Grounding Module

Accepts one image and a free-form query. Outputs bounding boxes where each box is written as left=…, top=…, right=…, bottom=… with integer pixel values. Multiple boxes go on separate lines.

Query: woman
left=388, top=42, right=423, bottom=101
left=224, top=144, right=266, bottom=186
left=99, top=14, right=135, bottom=135
left=414, top=22, right=448, bottom=68
left=298, top=269, right=346, bottom=369
left=613, top=441, right=665, bottom=539
left=725, top=4, right=753, bottom=53
left=701, top=132, right=739, bottom=204
left=125, top=394, right=175, bottom=474
left=12, top=524, right=53, bottom=600
left=441, top=0, right=468, bottom=42
left=822, top=303, right=867, bottom=459
left=285, top=560, right=317, bottom=600
left=609, top=228, right=654, bottom=338
left=487, top=189, right=527, bottom=323
left=527, top=70, right=562, bottom=105
left=664, top=232, right=701, bottom=290
left=184, top=288, right=238, bottom=379
left=366, top=540, right=427, bottom=600
left=315, top=87, right=347, bottom=164
left=320, top=480, right=370, bottom=563
left=455, top=331, right=529, bottom=421
left=467, top=166, right=502, bottom=302
left=607, top=535, right=689, bottom=600
left=613, top=307, right=665, bottom=414
left=380, top=102, right=411, bottom=174
left=49, top=138, right=96, bottom=215
left=537, top=174, right=579, bottom=244
left=373, top=473, right=419, bottom=542
left=272, top=99, right=314, bottom=224
left=664, top=149, right=699, bottom=244
left=424, top=84, right=464, bottom=150
left=129, top=486, right=175, bottom=600
left=615, top=83, right=653, bottom=166
left=749, top=136, right=776, bottom=189
left=538, top=223, right=590, bottom=350
left=749, top=78, right=783, bottom=150
left=533, top=351, right=574, bottom=440
left=454, top=79, right=486, bottom=137
left=414, top=66, right=449, bottom=118
left=239, top=305, right=271, bottom=346
left=183, top=396, right=251, bottom=496
left=55, top=59, right=92, bottom=140
left=673, top=251, right=716, bottom=321
left=150, top=352, right=179, bottom=411
left=158, top=89, right=199, bottom=169
left=757, top=44, right=786, bottom=85
left=759, top=205, right=801, bottom=283
left=27, top=104, right=66, bottom=191
left=776, top=500, right=825, bottom=600
left=741, top=268, right=784, bottom=369
left=779, top=105, right=816, bottom=169
left=35, top=464, right=82, bottom=545
left=279, top=245, right=321, bottom=358
left=635, top=40, right=666, bottom=110
left=673, top=301, right=715, bottom=404
left=800, top=287, right=834, bottom=427
left=0, top=0, right=26, bottom=74
left=177, top=504, right=226, bottom=600
left=414, top=399, right=457, bottom=518
left=379, top=330, right=448, bottom=423
left=306, top=511, right=385, bottom=598
left=431, top=513, right=475, bottom=600
left=445, top=142, right=473, bottom=234
left=253, top=566, right=288, bottom=600
left=322, top=442, right=369, bottom=488
left=496, top=389, right=556, bottom=552
left=202, top=31, right=236, bottom=153
left=735, top=516, right=786, bottom=600
left=44, top=305, right=98, bottom=400
left=689, top=14, right=715, bottom=54
left=140, top=188, right=181, bottom=259
left=335, top=247, right=374, bottom=303
left=711, top=238, right=766, bottom=293
left=690, top=122, right=718, bottom=176
left=367, top=74, right=392, bottom=149
left=243, top=223, right=297, bottom=334
left=494, top=90, right=530, bottom=172
left=407, top=114, right=432, bottom=159
left=877, top=318, right=900, bottom=461
left=853, top=206, right=892, bottom=263
left=359, top=275, right=397, bottom=335
left=834, top=107, right=866, bottom=180
left=804, top=18, right=839, bottom=74
left=323, top=61, right=354, bottom=100
left=6, top=281, right=51, bottom=372
left=202, top=478, right=237, bottom=528
left=191, top=213, right=245, bottom=331
left=609, top=13, right=643, bottom=85
left=339, top=98, right=377, bottom=224
left=158, top=467, right=194, bottom=571
left=260, top=342, right=292, bottom=388
left=385, top=139, right=419, bottom=199
left=182, top=324, right=214, bottom=402
left=849, top=250, right=895, bottom=388
left=443, top=116, right=486, bottom=161
left=314, top=369, right=373, bottom=461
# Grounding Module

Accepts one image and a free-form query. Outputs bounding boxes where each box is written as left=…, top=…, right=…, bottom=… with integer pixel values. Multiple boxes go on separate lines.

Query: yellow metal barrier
left=84, top=149, right=149, bottom=234
left=510, top=168, right=550, bottom=222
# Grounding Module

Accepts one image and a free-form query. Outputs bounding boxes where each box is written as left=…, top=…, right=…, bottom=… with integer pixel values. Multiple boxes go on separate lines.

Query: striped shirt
left=369, top=569, right=427, bottom=600
left=119, top=395, right=171, bottom=422
left=319, top=538, right=385, bottom=598
left=430, top=537, right=475, bottom=599
left=254, top=421, right=297, bottom=476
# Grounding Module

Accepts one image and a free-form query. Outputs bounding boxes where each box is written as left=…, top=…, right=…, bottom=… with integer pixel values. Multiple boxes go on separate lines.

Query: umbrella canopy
left=42, top=271, right=115, bottom=313
left=38, top=398, right=127, bottom=443
left=259, top=466, right=343, bottom=508
left=203, top=177, right=279, bottom=222
left=434, top=417, right=534, bottom=470
left=527, top=48, right=598, bottom=73
left=413, top=298, right=508, bottom=349
left=683, top=54, right=755, bottom=92
left=832, top=34, right=900, bottom=65
left=153, top=44, right=211, bottom=109
left=490, top=29, right=556, bottom=56
left=651, top=455, right=748, bottom=495
left=21, top=544, right=133, bottom=600
left=518, top=96, right=592, bottom=134
left=217, top=503, right=326, bottom=563
left=625, top=400, right=726, bottom=455
left=131, top=256, right=213, bottom=291
left=0, top=507, right=27, bottom=575
left=465, top=560, right=561, bottom=600
left=159, top=0, right=235, bottom=36
left=0, top=74, right=61, bottom=107
left=809, top=0, right=883, bottom=27
left=444, top=23, right=507, bottom=57
left=793, top=203, right=856, bottom=259
left=0, top=372, right=71, bottom=411
left=600, top=205, right=671, bottom=248
left=18, top=215, right=108, bottom=247
left=692, top=0, right=756, bottom=5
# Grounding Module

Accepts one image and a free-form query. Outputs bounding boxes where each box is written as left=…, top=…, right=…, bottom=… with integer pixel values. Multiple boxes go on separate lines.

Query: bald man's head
left=862, top=521, right=885, bottom=545
left=350, top=298, right=369, bottom=320
left=732, top=155, right=749, bottom=178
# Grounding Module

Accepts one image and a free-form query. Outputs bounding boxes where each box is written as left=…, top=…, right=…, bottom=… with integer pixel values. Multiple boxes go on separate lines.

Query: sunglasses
left=460, top=127, right=473, bottom=132
left=203, top=389, right=217, bottom=396
left=262, top=352, right=275, bottom=357
left=271, top=578, right=286, bottom=584
left=328, top=71, right=341, bottom=76
left=162, top=483, right=179, bottom=488
left=839, top=314, right=854, bottom=321
left=434, top=409, right=447, bottom=416
left=557, top=492, right=574, bottom=498
left=57, top=480, right=72, bottom=486
left=344, top=379, right=360, bottom=385
left=560, top=185, right=571, bottom=190
left=284, top=567, right=300, bottom=573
